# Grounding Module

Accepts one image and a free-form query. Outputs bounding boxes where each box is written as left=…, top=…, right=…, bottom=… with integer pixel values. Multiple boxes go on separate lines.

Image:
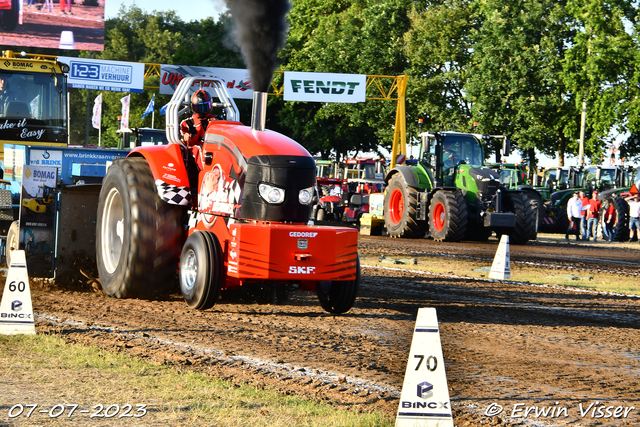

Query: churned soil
left=4, top=234, right=640, bottom=426
left=2, top=3, right=104, bottom=50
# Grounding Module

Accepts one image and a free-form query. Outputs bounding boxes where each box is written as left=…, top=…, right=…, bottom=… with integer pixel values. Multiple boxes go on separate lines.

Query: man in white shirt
left=625, top=193, right=640, bottom=242
left=565, top=192, right=582, bottom=240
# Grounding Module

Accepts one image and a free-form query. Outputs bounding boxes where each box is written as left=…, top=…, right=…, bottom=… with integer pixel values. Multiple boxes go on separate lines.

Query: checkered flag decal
left=155, top=179, right=191, bottom=206
left=224, top=180, right=242, bottom=204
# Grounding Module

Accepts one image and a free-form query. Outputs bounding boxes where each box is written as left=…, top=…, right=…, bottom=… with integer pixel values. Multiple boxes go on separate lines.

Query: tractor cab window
left=598, top=168, right=616, bottom=191
left=557, top=169, right=571, bottom=190
left=0, top=71, right=68, bottom=143
left=500, top=169, right=515, bottom=187
left=442, top=135, right=483, bottom=170
left=584, top=167, right=597, bottom=193
left=542, top=169, right=557, bottom=188
left=631, top=166, right=640, bottom=188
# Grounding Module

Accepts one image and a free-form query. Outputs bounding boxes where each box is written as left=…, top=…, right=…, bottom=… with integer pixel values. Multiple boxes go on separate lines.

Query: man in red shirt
left=584, top=190, right=602, bottom=241
left=604, top=197, right=617, bottom=241
left=180, top=90, right=216, bottom=169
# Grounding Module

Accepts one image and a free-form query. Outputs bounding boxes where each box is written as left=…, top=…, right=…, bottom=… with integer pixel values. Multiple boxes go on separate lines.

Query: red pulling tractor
left=95, top=78, right=360, bottom=314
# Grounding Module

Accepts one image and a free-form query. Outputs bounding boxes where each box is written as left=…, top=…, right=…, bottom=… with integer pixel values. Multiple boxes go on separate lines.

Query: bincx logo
left=11, top=300, right=23, bottom=312
left=417, top=381, right=433, bottom=399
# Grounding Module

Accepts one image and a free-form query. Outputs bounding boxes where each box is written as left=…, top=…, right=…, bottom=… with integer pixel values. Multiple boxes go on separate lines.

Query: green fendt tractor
left=383, top=131, right=537, bottom=244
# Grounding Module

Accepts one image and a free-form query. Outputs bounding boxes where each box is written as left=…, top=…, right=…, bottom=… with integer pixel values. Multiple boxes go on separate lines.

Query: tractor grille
left=471, top=168, right=500, bottom=202
left=240, top=155, right=316, bottom=222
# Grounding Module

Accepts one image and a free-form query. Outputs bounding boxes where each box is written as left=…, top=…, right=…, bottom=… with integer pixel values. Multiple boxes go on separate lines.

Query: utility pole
left=579, top=100, right=586, bottom=166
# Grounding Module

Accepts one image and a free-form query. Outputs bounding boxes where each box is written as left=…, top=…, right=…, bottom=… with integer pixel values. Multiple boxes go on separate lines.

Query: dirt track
left=0, top=5, right=104, bottom=50
left=5, top=234, right=640, bottom=426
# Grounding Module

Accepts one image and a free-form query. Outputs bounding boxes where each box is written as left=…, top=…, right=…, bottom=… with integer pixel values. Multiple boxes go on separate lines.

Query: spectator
left=565, top=192, right=582, bottom=240
left=578, top=190, right=589, bottom=240
left=625, top=193, right=640, bottom=243
left=60, top=0, right=72, bottom=14
left=604, top=197, right=617, bottom=242
left=584, top=190, right=602, bottom=241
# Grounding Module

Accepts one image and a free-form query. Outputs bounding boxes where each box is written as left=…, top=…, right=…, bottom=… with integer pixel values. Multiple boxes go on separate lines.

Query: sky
left=105, top=0, right=225, bottom=23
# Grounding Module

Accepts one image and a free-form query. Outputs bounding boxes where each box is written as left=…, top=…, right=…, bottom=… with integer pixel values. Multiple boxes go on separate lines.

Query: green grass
left=361, top=253, right=640, bottom=296
left=0, top=334, right=394, bottom=427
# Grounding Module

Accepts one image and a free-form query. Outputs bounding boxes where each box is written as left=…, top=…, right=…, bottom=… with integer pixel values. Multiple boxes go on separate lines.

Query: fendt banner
left=160, top=65, right=253, bottom=99
left=58, top=57, right=145, bottom=93
left=283, top=71, right=366, bottom=103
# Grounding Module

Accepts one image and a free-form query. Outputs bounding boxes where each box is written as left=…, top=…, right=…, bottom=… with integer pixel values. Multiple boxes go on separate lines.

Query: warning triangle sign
left=0, top=250, right=36, bottom=335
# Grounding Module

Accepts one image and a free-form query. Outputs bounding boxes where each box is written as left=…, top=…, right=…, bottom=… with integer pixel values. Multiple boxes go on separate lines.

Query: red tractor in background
left=95, top=78, right=360, bottom=314
left=312, top=157, right=386, bottom=223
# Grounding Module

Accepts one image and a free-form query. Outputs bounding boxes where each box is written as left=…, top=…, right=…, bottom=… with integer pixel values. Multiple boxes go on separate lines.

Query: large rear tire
left=96, top=157, right=183, bottom=299
left=503, top=191, right=536, bottom=245
left=180, top=230, right=223, bottom=310
left=428, top=190, right=467, bottom=242
left=383, top=173, right=427, bottom=238
left=317, top=255, right=360, bottom=314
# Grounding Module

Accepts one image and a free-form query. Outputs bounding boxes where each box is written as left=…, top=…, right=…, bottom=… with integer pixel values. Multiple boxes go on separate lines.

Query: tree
left=558, top=0, right=636, bottom=164
left=274, top=0, right=412, bottom=160
left=403, top=0, right=478, bottom=135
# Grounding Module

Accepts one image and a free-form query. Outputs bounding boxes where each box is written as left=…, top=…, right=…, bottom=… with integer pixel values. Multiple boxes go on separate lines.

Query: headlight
left=298, top=186, right=314, bottom=205
left=258, top=183, right=285, bottom=204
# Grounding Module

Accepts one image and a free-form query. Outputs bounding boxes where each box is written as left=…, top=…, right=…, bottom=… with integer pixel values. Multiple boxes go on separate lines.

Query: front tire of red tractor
left=316, top=255, right=360, bottom=314
left=503, top=191, right=536, bottom=245
left=383, top=173, right=427, bottom=238
left=428, top=190, right=467, bottom=242
left=96, top=157, right=183, bottom=299
left=179, top=230, right=223, bottom=310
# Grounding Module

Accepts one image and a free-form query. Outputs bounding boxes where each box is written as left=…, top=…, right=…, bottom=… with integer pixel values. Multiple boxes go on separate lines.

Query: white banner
left=59, top=57, right=145, bottom=93
left=92, top=93, right=102, bottom=129
left=160, top=65, right=253, bottom=99
left=284, top=71, right=366, bottom=103
left=120, top=95, right=130, bottom=130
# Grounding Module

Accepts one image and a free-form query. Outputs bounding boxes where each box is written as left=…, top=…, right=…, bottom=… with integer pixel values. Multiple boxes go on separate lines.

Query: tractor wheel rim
left=181, top=248, right=198, bottom=292
left=433, top=202, right=445, bottom=232
left=389, top=189, right=404, bottom=224
left=101, top=187, right=124, bottom=274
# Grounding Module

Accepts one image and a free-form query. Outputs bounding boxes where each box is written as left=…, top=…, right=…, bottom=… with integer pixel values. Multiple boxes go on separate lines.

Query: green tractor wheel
left=383, top=173, right=427, bottom=238
left=503, top=191, right=536, bottom=245
left=428, top=190, right=467, bottom=242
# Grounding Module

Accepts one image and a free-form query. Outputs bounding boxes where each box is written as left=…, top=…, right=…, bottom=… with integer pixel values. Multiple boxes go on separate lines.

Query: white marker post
left=489, top=234, right=511, bottom=280
left=0, top=250, right=36, bottom=335
left=396, top=308, right=454, bottom=427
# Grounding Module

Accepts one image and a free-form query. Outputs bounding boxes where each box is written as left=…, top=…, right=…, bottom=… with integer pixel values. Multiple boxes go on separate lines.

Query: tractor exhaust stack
left=251, top=91, right=268, bottom=132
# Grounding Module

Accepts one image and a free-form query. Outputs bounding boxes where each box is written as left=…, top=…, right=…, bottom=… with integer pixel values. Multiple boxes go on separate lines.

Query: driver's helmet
left=191, top=90, right=212, bottom=115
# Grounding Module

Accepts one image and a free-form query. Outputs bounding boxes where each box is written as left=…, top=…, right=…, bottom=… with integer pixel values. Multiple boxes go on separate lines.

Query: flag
left=142, top=94, right=155, bottom=119
left=120, top=95, right=130, bottom=130
left=92, top=94, right=102, bottom=129
left=160, top=103, right=168, bottom=115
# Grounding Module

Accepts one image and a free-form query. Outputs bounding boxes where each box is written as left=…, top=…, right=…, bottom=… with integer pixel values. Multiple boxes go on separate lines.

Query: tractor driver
left=443, top=140, right=457, bottom=169
left=180, top=89, right=216, bottom=169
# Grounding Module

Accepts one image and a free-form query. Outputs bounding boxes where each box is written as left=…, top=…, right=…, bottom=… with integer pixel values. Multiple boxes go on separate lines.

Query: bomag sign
left=284, top=71, right=366, bottom=103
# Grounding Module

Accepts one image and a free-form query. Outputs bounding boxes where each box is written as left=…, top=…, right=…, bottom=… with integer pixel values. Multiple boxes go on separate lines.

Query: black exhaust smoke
left=224, top=0, right=291, bottom=93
